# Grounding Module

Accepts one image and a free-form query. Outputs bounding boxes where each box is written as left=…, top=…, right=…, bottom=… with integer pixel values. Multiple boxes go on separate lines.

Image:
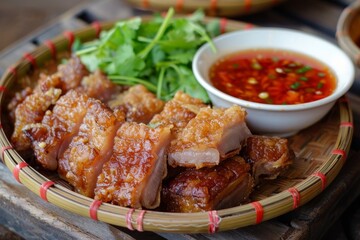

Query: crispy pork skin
left=57, top=55, right=89, bottom=91
left=94, top=122, right=172, bottom=209
left=108, top=84, right=165, bottom=123
left=23, top=90, right=89, bottom=170
left=162, top=156, right=253, bottom=213
left=11, top=87, right=62, bottom=151
left=150, top=91, right=207, bottom=134
left=79, top=70, right=123, bottom=103
left=243, top=135, right=294, bottom=183
left=58, top=99, right=125, bottom=197
left=168, top=105, right=252, bottom=169
left=7, top=87, right=33, bottom=122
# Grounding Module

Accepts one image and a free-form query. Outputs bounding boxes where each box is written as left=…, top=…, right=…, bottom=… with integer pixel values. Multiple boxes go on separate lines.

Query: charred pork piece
left=23, top=90, right=89, bottom=170
left=150, top=91, right=207, bottom=134
left=108, top=84, right=165, bottom=123
left=79, top=70, right=123, bottom=103
left=243, top=135, right=294, bottom=183
left=162, top=156, right=253, bottom=213
left=11, top=87, right=62, bottom=151
left=94, top=122, right=172, bottom=209
left=58, top=99, right=125, bottom=197
left=168, top=105, right=252, bottom=169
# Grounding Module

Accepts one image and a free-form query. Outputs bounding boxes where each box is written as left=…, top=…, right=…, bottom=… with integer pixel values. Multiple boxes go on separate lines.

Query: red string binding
left=340, top=121, right=353, bottom=128
left=63, top=31, right=75, bottom=51
left=44, top=40, right=57, bottom=59
left=142, top=0, right=149, bottom=8
left=13, top=162, right=28, bottom=183
left=89, top=200, right=102, bottom=221
left=1, top=145, right=13, bottom=163
left=287, top=187, right=301, bottom=209
left=23, top=53, right=37, bottom=69
left=245, top=0, right=252, bottom=12
left=136, top=210, right=146, bottom=232
left=208, top=210, right=220, bottom=234
left=175, top=0, right=184, bottom=12
left=332, top=149, right=347, bottom=162
left=251, top=201, right=264, bottom=224
left=210, top=0, right=217, bottom=14
left=0, top=86, right=6, bottom=92
left=40, top=181, right=55, bottom=202
left=244, top=23, right=254, bottom=29
left=91, top=22, right=102, bottom=38
left=126, top=208, right=135, bottom=230
left=7, top=66, right=17, bottom=76
left=220, top=18, right=228, bottom=34
left=312, top=172, right=327, bottom=191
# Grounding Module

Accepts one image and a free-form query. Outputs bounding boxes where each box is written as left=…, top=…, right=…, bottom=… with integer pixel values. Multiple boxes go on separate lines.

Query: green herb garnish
left=75, top=8, right=216, bottom=102
left=290, top=82, right=301, bottom=90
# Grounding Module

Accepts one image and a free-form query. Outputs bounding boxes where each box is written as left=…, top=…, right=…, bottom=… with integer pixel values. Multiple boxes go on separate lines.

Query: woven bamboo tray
left=125, top=0, right=287, bottom=17
left=0, top=17, right=354, bottom=233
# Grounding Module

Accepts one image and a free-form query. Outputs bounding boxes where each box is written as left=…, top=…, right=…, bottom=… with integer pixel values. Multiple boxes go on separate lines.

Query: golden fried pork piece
left=243, top=135, right=294, bottom=183
left=7, top=87, right=33, bottom=122
left=150, top=91, right=207, bottom=134
left=58, top=99, right=125, bottom=197
left=162, top=156, right=253, bottom=213
left=11, top=87, right=62, bottom=151
left=23, top=90, right=89, bottom=170
left=108, top=84, right=165, bottom=123
left=94, top=122, right=172, bottom=209
left=57, top=55, right=89, bottom=91
left=168, top=105, right=252, bottom=169
left=79, top=70, right=123, bottom=103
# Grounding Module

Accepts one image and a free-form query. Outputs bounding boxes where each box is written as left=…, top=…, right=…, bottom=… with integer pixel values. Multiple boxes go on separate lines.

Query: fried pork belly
left=243, top=135, right=293, bottom=183
left=23, top=90, right=89, bottom=170
left=94, top=122, right=172, bottom=209
left=79, top=70, right=123, bottom=102
left=11, top=87, right=62, bottom=151
left=57, top=55, right=89, bottom=91
left=150, top=91, right=207, bottom=134
left=108, top=84, right=165, bottom=123
left=162, top=156, right=253, bottom=213
left=168, top=105, right=252, bottom=169
left=7, top=87, right=33, bottom=121
left=58, top=99, right=125, bottom=197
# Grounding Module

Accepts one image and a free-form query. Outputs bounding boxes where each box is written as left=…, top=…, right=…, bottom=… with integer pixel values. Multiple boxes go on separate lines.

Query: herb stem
left=138, top=8, right=175, bottom=59
left=157, top=67, right=166, bottom=99
left=109, top=75, right=158, bottom=92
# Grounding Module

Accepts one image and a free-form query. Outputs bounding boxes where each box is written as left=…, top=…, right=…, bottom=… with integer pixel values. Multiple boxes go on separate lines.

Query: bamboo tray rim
left=0, top=16, right=354, bottom=234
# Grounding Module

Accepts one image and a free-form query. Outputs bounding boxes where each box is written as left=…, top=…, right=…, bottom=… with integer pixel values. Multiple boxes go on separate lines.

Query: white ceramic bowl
left=193, top=28, right=355, bottom=137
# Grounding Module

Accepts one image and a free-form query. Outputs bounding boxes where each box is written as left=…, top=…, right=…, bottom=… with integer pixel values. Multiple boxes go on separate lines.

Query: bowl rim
left=336, top=0, right=360, bottom=67
left=193, top=27, right=355, bottom=111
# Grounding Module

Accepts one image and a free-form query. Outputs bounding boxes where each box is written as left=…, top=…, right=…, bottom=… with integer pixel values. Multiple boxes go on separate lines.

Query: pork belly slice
left=162, top=156, right=253, bottom=213
left=108, top=84, right=165, bottom=123
left=94, top=122, right=172, bottom=209
left=7, top=87, right=33, bottom=122
left=243, top=135, right=294, bottom=184
left=57, top=55, right=89, bottom=91
left=11, top=87, right=62, bottom=151
left=168, top=105, right=252, bottom=169
left=79, top=70, right=124, bottom=102
left=58, top=99, right=125, bottom=197
left=150, top=91, right=207, bottom=134
left=23, top=90, right=89, bottom=170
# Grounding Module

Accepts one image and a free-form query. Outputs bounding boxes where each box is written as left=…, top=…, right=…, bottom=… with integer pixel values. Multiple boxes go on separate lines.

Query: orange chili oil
left=210, top=49, right=337, bottom=105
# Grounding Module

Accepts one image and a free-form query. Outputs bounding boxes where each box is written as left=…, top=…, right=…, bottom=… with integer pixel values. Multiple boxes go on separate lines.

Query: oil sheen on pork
left=168, top=105, right=252, bottom=169
left=94, top=122, right=172, bottom=209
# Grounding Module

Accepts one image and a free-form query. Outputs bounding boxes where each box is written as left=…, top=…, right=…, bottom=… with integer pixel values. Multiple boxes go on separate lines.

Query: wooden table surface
left=0, top=0, right=360, bottom=239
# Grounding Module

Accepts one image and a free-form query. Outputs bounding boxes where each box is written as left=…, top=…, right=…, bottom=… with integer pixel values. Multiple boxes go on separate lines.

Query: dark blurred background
left=0, top=0, right=88, bottom=51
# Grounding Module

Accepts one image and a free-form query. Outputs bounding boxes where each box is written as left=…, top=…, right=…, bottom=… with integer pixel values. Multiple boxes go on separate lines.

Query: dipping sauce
left=210, top=49, right=337, bottom=105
